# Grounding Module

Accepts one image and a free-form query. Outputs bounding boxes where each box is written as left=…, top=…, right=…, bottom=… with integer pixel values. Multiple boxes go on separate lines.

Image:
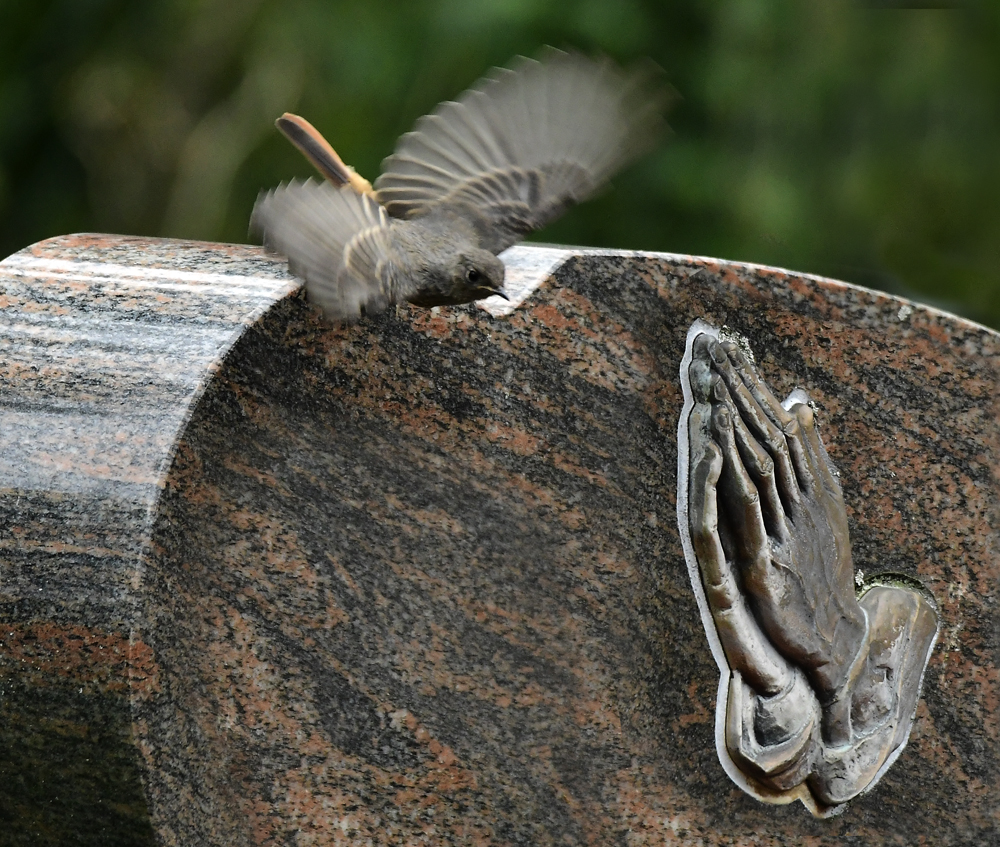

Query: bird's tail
left=275, top=113, right=374, bottom=196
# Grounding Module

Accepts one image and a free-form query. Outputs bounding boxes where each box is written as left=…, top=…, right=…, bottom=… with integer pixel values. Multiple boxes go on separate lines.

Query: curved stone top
left=1, top=234, right=998, bottom=845
left=0, top=235, right=297, bottom=624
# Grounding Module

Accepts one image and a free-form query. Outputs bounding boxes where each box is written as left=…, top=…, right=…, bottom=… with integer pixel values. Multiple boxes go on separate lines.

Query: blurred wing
left=251, top=179, right=405, bottom=323
left=374, top=48, right=668, bottom=254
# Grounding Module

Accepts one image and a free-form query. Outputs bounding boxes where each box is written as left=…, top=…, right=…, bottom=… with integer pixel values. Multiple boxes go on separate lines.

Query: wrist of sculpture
left=818, top=607, right=871, bottom=747
left=726, top=668, right=819, bottom=793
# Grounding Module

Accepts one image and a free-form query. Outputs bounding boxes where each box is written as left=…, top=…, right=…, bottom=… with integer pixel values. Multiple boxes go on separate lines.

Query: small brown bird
left=251, top=48, right=668, bottom=323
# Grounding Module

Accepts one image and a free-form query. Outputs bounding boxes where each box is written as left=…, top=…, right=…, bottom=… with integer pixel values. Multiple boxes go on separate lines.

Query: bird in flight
left=251, top=48, right=668, bottom=323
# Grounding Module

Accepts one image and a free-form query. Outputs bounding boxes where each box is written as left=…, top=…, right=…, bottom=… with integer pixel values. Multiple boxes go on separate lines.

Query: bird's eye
left=466, top=268, right=481, bottom=283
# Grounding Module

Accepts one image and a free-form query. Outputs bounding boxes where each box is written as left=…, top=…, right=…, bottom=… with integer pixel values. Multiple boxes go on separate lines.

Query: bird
left=250, top=48, right=669, bottom=323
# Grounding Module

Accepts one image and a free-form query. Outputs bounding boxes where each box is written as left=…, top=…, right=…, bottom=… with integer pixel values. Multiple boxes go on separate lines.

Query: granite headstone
left=1, top=235, right=997, bottom=844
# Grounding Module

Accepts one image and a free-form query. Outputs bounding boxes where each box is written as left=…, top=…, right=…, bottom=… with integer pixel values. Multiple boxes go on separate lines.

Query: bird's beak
left=490, top=287, right=509, bottom=301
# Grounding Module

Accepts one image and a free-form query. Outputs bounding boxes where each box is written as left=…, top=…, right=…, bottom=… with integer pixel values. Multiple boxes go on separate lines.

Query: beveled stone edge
left=487, top=242, right=1000, bottom=340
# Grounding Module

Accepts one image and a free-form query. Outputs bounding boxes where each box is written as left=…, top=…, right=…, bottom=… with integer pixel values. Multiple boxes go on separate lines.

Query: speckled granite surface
left=1, top=234, right=997, bottom=845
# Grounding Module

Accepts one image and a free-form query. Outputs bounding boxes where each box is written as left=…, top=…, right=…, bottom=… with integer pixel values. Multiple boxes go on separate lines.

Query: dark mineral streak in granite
left=1, top=234, right=998, bottom=845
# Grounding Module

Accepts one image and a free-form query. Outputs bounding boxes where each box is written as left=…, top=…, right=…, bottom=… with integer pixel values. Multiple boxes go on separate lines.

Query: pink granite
left=0, top=234, right=997, bottom=844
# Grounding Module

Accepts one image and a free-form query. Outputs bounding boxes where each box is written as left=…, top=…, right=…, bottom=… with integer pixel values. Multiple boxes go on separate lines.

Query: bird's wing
left=374, top=49, right=668, bottom=254
left=251, top=179, right=407, bottom=323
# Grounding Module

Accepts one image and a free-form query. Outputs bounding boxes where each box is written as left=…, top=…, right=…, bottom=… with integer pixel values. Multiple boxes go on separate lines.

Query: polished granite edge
left=1, top=233, right=300, bottom=844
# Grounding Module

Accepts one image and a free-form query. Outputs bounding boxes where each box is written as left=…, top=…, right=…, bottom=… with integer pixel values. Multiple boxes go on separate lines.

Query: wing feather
left=374, top=49, right=668, bottom=254
left=250, top=179, right=407, bottom=323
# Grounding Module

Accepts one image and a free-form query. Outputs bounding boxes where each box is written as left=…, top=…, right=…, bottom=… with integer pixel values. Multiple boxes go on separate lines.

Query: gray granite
left=1, top=234, right=997, bottom=844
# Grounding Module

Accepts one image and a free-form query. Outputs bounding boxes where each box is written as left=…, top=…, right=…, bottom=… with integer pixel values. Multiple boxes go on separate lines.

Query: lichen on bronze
left=676, top=319, right=939, bottom=817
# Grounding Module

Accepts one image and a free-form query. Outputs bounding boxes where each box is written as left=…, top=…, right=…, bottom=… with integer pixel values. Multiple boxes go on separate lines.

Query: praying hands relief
left=677, top=322, right=938, bottom=817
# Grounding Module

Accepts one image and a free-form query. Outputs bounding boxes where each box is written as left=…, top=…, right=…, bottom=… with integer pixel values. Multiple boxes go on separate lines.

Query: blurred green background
left=1, top=0, right=998, bottom=327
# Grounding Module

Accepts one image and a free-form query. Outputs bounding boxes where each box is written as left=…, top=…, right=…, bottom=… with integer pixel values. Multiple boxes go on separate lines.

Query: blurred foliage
left=1, top=0, right=999, bottom=327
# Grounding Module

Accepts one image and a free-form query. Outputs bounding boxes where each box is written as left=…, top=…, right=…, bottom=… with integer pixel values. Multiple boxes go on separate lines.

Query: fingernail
left=707, top=339, right=725, bottom=364
left=722, top=341, right=743, bottom=364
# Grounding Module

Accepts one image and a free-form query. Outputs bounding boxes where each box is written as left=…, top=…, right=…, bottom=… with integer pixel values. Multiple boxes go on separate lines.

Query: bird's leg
left=275, top=113, right=374, bottom=195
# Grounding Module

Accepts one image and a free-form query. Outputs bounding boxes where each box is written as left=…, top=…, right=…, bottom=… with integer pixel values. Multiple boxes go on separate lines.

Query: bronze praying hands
left=677, top=321, right=938, bottom=817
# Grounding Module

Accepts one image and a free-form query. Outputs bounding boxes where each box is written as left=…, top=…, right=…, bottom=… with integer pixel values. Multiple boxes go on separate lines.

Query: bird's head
left=451, top=249, right=507, bottom=304
left=405, top=244, right=508, bottom=308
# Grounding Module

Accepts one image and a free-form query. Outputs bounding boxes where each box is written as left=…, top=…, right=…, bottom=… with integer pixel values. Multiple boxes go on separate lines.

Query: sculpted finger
left=719, top=340, right=813, bottom=498
left=689, top=427, right=733, bottom=597
left=709, top=340, right=801, bottom=510
left=730, top=410, right=788, bottom=542
left=687, top=409, right=792, bottom=696
left=709, top=379, right=771, bottom=565
left=785, top=397, right=842, bottom=498
left=721, top=341, right=794, bottom=425
left=713, top=378, right=790, bottom=543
